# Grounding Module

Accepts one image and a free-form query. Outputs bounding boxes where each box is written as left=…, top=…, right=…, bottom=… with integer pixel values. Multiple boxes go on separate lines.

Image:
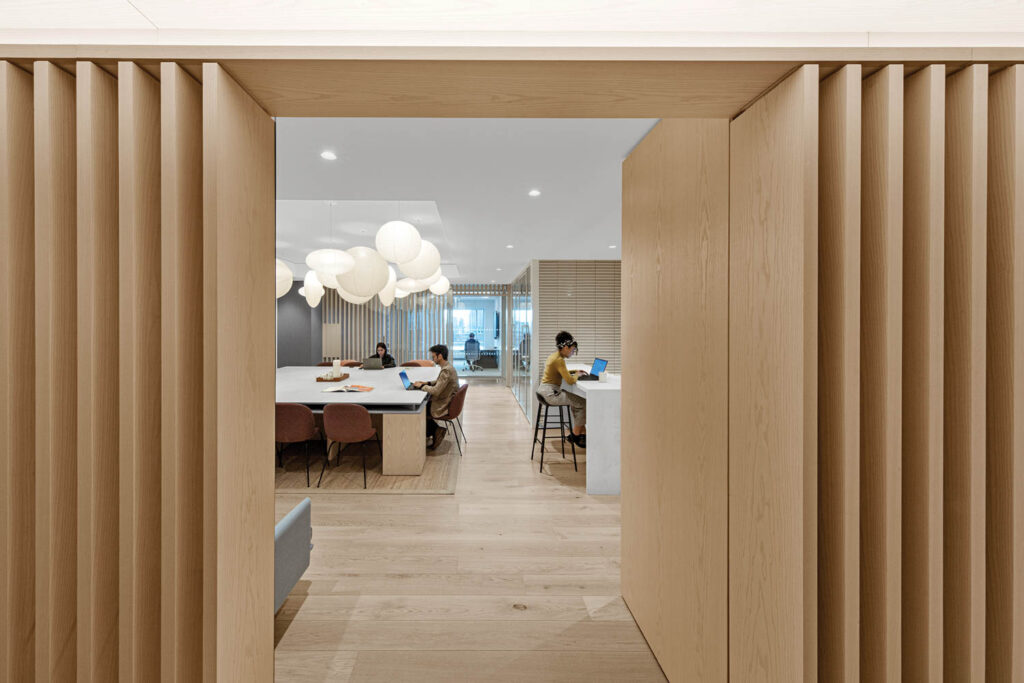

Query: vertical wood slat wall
left=623, top=61, right=1024, bottom=681
left=0, top=60, right=274, bottom=682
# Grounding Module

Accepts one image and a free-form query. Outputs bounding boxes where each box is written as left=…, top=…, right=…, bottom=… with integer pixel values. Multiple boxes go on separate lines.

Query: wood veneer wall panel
left=860, top=63, right=904, bottom=683
left=75, top=60, right=119, bottom=683
left=944, top=62, right=988, bottom=682
left=729, top=64, right=818, bottom=682
left=202, top=62, right=275, bottom=683
left=118, top=61, right=161, bottom=683
left=621, top=119, right=729, bottom=683
left=986, top=63, right=1024, bottom=682
left=33, top=60, right=77, bottom=683
left=0, top=60, right=35, bottom=683
left=817, top=63, right=861, bottom=683
left=901, top=63, right=945, bottom=682
left=160, top=62, right=203, bottom=683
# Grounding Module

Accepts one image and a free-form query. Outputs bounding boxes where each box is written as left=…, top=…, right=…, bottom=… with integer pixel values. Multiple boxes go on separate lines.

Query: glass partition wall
left=452, top=294, right=503, bottom=377
left=510, top=266, right=533, bottom=416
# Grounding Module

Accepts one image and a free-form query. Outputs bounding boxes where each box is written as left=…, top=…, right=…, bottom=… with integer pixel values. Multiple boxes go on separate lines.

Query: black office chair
left=531, top=392, right=577, bottom=473
left=464, top=336, right=481, bottom=372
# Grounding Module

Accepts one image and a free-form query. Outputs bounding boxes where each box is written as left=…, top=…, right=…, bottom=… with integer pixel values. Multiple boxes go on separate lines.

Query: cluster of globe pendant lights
left=275, top=220, right=451, bottom=308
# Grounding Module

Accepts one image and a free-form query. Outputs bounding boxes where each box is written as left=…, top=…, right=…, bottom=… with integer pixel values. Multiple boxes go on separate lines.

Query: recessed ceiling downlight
left=528, top=189, right=541, bottom=197
left=320, top=150, right=338, bottom=160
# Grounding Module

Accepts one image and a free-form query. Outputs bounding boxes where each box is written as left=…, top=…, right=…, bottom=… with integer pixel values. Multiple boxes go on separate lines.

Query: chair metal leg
left=455, top=415, right=467, bottom=443
left=316, top=439, right=329, bottom=488
left=530, top=402, right=542, bottom=461
left=558, top=406, right=567, bottom=459
left=540, top=406, right=548, bottom=456
left=450, top=421, right=463, bottom=457
left=566, top=406, right=577, bottom=470
left=304, top=441, right=311, bottom=487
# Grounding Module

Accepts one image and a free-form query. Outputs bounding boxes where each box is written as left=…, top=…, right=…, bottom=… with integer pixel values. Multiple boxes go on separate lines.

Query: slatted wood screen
left=623, top=62, right=1023, bottom=681
left=0, top=60, right=274, bottom=683
left=319, top=283, right=510, bottom=365
left=535, top=260, right=621, bottom=380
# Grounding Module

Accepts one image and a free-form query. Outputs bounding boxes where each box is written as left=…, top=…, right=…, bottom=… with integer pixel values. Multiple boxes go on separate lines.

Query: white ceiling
left=2, top=0, right=1024, bottom=38
left=275, top=118, right=657, bottom=284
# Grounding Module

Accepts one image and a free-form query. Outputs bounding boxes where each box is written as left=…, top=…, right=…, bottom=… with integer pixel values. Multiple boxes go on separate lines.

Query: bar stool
left=531, top=392, right=577, bottom=473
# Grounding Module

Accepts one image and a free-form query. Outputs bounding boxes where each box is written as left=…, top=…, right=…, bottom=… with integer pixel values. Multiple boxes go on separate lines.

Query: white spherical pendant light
left=398, top=240, right=441, bottom=280
left=378, top=266, right=397, bottom=307
left=303, top=270, right=324, bottom=307
left=338, top=286, right=373, bottom=304
left=397, top=277, right=429, bottom=293
left=429, top=275, right=451, bottom=295
left=275, top=259, right=293, bottom=299
left=306, top=248, right=355, bottom=278
left=316, top=270, right=339, bottom=289
left=394, top=287, right=411, bottom=299
left=419, top=267, right=443, bottom=287
left=297, top=286, right=305, bottom=297
left=336, top=246, right=389, bottom=297
left=375, top=220, right=422, bottom=263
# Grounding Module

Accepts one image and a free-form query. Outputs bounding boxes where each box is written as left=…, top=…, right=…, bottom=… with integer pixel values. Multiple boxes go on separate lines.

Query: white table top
left=563, top=363, right=622, bottom=395
left=276, top=365, right=440, bottom=410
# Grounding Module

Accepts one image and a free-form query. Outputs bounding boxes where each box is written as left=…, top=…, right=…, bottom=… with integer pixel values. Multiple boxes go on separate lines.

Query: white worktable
left=276, top=366, right=438, bottom=410
left=276, top=365, right=440, bottom=475
left=563, top=364, right=621, bottom=495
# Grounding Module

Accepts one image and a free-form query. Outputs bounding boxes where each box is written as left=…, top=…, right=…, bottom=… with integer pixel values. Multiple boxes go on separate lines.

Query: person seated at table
left=370, top=342, right=396, bottom=368
left=539, top=331, right=587, bottom=448
left=413, top=344, right=460, bottom=450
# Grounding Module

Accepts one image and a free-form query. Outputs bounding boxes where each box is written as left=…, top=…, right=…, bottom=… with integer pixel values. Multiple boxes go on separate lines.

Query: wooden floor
left=274, top=385, right=665, bottom=682
left=275, top=438, right=461, bottom=493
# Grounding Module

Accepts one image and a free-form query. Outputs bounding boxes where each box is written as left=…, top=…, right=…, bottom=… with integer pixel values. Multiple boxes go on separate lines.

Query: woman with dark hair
left=538, top=330, right=587, bottom=448
left=372, top=342, right=396, bottom=368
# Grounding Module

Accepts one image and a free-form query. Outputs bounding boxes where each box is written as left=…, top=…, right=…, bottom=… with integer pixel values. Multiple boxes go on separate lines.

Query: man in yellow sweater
left=539, top=331, right=588, bottom=448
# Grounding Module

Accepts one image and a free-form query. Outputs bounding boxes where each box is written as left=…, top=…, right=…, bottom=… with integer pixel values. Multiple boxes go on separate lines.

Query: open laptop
left=362, top=357, right=383, bottom=370
left=577, top=357, right=608, bottom=381
left=398, top=370, right=421, bottom=391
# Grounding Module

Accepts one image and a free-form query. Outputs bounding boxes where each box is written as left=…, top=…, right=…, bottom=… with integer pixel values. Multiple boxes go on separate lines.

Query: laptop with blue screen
left=577, top=357, right=607, bottom=381
left=399, top=370, right=420, bottom=391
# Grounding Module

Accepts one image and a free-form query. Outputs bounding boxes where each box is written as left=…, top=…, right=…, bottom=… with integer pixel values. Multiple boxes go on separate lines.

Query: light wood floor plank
left=274, top=385, right=661, bottom=682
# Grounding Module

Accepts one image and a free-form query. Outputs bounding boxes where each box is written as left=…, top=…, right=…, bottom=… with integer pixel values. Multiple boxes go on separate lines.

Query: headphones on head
left=556, top=335, right=576, bottom=349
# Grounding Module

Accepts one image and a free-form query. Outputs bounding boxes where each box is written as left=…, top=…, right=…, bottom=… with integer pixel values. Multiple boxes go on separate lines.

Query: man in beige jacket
left=413, top=344, right=460, bottom=450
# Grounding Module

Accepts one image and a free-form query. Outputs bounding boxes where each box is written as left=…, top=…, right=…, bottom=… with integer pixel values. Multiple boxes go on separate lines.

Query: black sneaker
left=430, top=426, right=447, bottom=451
left=575, top=435, right=587, bottom=449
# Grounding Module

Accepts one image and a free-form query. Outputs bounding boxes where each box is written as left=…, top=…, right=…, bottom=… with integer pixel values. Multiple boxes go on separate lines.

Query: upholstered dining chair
left=434, top=384, right=468, bottom=457
left=274, top=402, right=325, bottom=487
left=321, top=403, right=380, bottom=489
left=400, top=359, right=434, bottom=367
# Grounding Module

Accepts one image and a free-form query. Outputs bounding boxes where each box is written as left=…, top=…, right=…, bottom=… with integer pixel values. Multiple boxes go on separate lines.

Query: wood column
left=202, top=62, right=275, bottom=683
left=0, top=59, right=36, bottom=683
left=34, top=60, right=78, bottom=683
left=729, top=64, right=819, bottom=682
left=76, top=60, right=119, bottom=683
left=118, top=61, right=162, bottom=682
left=944, top=63, right=989, bottom=682
left=817, top=63, right=861, bottom=683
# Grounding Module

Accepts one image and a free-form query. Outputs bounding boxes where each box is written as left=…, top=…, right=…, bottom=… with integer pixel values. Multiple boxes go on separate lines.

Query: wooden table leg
left=375, top=410, right=426, bottom=475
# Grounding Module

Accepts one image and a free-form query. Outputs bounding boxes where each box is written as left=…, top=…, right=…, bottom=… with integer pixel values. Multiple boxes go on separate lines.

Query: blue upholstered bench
left=274, top=497, right=312, bottom=613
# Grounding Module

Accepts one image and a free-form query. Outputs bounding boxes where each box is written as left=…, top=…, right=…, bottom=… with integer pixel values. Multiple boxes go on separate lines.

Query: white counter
left=563, top=364, right=621, bottom=495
